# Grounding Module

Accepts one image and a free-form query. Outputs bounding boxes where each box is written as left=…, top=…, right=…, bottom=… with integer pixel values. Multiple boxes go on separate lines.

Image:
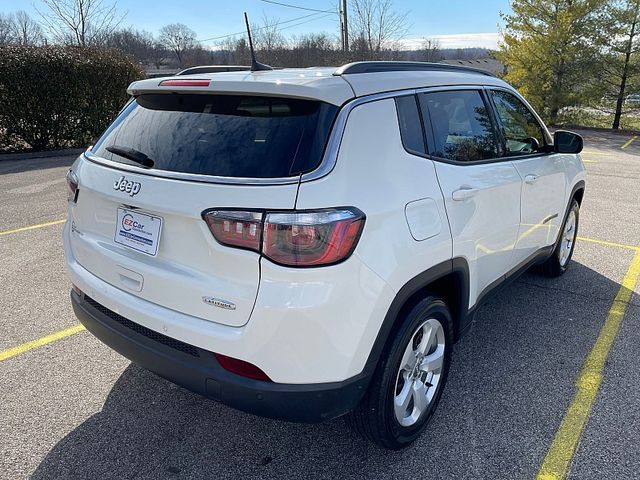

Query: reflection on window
left=92, top=94, right=337, bottom=178
left=419, top=90, right=497, bottom=161
left=491, top=90, right=545, bottom=155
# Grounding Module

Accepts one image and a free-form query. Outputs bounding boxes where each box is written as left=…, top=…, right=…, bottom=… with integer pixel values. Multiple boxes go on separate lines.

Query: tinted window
left=490, top=90, right=546, bottom=156
left=419, top=90, right=498, bottom=161
left=395, top=95, right=426, bottom=155
left=92, top=94, right=338, bottom=178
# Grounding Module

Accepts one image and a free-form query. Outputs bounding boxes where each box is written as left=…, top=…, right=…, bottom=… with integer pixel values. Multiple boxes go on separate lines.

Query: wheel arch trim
left=361, top=258, right=470, bottom=378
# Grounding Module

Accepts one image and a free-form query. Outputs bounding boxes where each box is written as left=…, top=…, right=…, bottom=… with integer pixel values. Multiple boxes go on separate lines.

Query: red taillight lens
left=263, top=208, right=365, bottom=267
left=159, top=79, right=211, bottom=87
left=66, top=169, right=78, bottom=203
left=202, top=208, right=365, bottom=267
left=203, top=210, right=263, bottom=252
left=214, top=353, right=272, bottom=382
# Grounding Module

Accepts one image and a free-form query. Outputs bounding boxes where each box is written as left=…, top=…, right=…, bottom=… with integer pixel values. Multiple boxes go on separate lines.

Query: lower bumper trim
left=71, top=291, right=369, bottom=423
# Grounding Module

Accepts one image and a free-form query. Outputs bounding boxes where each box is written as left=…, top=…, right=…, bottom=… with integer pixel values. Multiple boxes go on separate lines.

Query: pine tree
left=497, top=0, right=606, bottom=123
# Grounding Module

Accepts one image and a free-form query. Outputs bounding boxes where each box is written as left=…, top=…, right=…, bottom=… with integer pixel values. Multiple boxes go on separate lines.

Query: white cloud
left=401, top=32, right=502, bottom=50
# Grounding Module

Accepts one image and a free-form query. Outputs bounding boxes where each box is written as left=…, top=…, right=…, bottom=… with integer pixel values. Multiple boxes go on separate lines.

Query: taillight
left=203, top=210, right=262, bottom=252
left=66, top=169, right=78, bottom=203
left=263, top=209, right=365, bottom=267
left=202, top=208, right=365, bottom=267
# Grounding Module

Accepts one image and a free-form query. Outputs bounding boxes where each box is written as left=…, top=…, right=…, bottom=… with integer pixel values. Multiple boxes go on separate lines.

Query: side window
left=418, top=90, right=498, bottom=162
left=490, top=90, right=546, bottom=156
left=395, top=95, right=426, bottom=155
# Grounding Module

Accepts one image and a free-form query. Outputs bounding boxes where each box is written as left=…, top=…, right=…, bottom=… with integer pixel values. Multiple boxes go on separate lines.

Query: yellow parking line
left=581, top=159, right=598, bottom=164
left=0, top=219, right=65, bottom=237
left=621, top=136, right=637, bottom=149
left=577, top=236, right=640, bottom=252
left=581, top=151, right=612, bottom=156
left=536, top=246, right=640, bottom=480
left=0, top=324, right=85, bottom=362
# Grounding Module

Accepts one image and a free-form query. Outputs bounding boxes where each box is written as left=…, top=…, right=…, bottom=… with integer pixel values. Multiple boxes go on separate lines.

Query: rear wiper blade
left=106, top=145, right=155, bottom=169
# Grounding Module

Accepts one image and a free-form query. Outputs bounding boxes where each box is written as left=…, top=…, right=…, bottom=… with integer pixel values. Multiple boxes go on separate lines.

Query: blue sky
left=3, top=0, right=512, bottom=49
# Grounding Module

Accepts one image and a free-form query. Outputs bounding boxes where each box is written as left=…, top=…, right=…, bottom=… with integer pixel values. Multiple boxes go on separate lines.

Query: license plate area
left=114, top=207, right=163, bottom=256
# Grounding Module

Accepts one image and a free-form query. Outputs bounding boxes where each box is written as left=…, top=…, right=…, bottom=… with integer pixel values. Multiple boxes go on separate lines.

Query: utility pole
left=339, top=3, right=344, bottom=52
left=342, top=0, right=349, bottom=52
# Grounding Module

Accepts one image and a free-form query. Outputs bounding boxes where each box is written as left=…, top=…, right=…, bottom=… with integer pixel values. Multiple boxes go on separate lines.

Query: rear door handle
left=524, top=174, right=539, bottom=185
left=452, top=187, right=478, bottom=201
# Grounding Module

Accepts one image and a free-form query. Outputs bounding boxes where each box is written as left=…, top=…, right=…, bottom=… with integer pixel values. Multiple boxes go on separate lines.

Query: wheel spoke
left=417, top=324, right=436, bottom=355
left=394, top=381, right=412, bottom=419
left=411, top=381, right=428, bottom=416
left=399, top=342, right=417, bottom=372
left=419, top=346, right=444, bottom=373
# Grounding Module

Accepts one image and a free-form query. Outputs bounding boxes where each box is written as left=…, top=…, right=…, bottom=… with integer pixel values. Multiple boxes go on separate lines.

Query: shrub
left=0, top=45, right=145, bottom=152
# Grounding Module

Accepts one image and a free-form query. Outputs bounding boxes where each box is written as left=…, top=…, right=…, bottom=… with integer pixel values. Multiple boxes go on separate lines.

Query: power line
left=271, top=13, right=336, bottom=32
left=199, top=11, right=326, bottom=42
left=258, top=0, right=338, bottom=15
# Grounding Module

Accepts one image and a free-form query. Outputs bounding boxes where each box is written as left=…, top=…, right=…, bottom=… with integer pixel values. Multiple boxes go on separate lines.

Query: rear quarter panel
left=292, top=98, right=453, bottom=378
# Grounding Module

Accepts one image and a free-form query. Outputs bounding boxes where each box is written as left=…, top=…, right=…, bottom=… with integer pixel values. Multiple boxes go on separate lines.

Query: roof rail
left=333, top=61, right=496, bottom=77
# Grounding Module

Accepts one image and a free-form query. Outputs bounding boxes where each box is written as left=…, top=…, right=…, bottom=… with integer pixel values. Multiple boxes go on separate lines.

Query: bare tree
left=13, top=11, right=45, bottom=45
left=290, top=33, right=341, bottom=66
left=38, top=0, right=124, bottom=46
left=419, top=38, right=442, bottom=62
left=350, top=0, right=410, bottom=58
left=148, top=42, right=168, bottom=69
left=106, top=28, right=155, bottom=63
left=159, top=23, right=197, bottom=67
left=252, top=16, right=288, bottom=65
left=0, top=14, right=16, bottom=45
left=182, top=45, right=212, bottom=68
left=254, top=16, right=288, bottom=53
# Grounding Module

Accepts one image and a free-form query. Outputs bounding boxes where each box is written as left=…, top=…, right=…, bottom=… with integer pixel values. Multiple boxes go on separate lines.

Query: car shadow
left=32, top=261, right=638, bottom=479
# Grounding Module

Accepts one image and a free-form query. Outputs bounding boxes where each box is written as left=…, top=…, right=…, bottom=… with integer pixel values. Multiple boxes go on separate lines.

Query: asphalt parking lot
left=1, top=130, right=639, bottom=480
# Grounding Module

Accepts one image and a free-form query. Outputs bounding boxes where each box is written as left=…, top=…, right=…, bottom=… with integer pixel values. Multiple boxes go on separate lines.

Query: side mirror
left=554, top=130, right=583, bottom=154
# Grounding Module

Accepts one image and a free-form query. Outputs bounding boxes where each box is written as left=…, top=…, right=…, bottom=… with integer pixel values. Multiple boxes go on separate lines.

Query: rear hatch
left=68, top=92, right=338, bottom=327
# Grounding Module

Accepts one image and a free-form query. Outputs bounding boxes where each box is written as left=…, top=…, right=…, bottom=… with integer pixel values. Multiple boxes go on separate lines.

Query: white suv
left=63, top=62, right=585, bottom=449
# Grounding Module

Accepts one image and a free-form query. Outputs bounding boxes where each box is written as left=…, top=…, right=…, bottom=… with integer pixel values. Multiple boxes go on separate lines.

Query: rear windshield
left=92, top=94, right=338, bottom=178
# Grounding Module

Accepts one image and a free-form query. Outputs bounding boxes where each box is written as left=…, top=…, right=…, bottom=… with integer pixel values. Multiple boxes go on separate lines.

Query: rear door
left=68, top=93, right=337, bottom=327
left=418, top=88, right=522, bottom=307
left=488, top=88, right=566, bottom=262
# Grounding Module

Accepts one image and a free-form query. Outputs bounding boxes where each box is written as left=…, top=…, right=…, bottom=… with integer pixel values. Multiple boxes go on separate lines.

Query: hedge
left=0, top=45, right=145, bottom=152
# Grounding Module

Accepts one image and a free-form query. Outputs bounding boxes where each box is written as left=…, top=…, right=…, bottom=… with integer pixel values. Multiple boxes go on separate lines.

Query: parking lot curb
left=0, top=148, right=85, bottom=162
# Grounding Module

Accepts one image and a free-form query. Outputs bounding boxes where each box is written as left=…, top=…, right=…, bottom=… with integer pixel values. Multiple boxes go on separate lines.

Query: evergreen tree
left=497, top=0, right=606, bottom=123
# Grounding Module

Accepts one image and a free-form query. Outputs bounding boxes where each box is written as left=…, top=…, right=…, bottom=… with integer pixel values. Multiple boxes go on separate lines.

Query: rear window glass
left=92, top=94, right=338, bottom=178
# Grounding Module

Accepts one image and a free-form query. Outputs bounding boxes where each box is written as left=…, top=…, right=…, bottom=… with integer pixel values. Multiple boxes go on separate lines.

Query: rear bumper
left=71, top=290, right=369, bottom=423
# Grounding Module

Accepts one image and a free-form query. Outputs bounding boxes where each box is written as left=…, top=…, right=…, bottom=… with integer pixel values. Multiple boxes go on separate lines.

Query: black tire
left=541, top=199, right=580, bottom=277
left=345, top=296, right=453, bottom=449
